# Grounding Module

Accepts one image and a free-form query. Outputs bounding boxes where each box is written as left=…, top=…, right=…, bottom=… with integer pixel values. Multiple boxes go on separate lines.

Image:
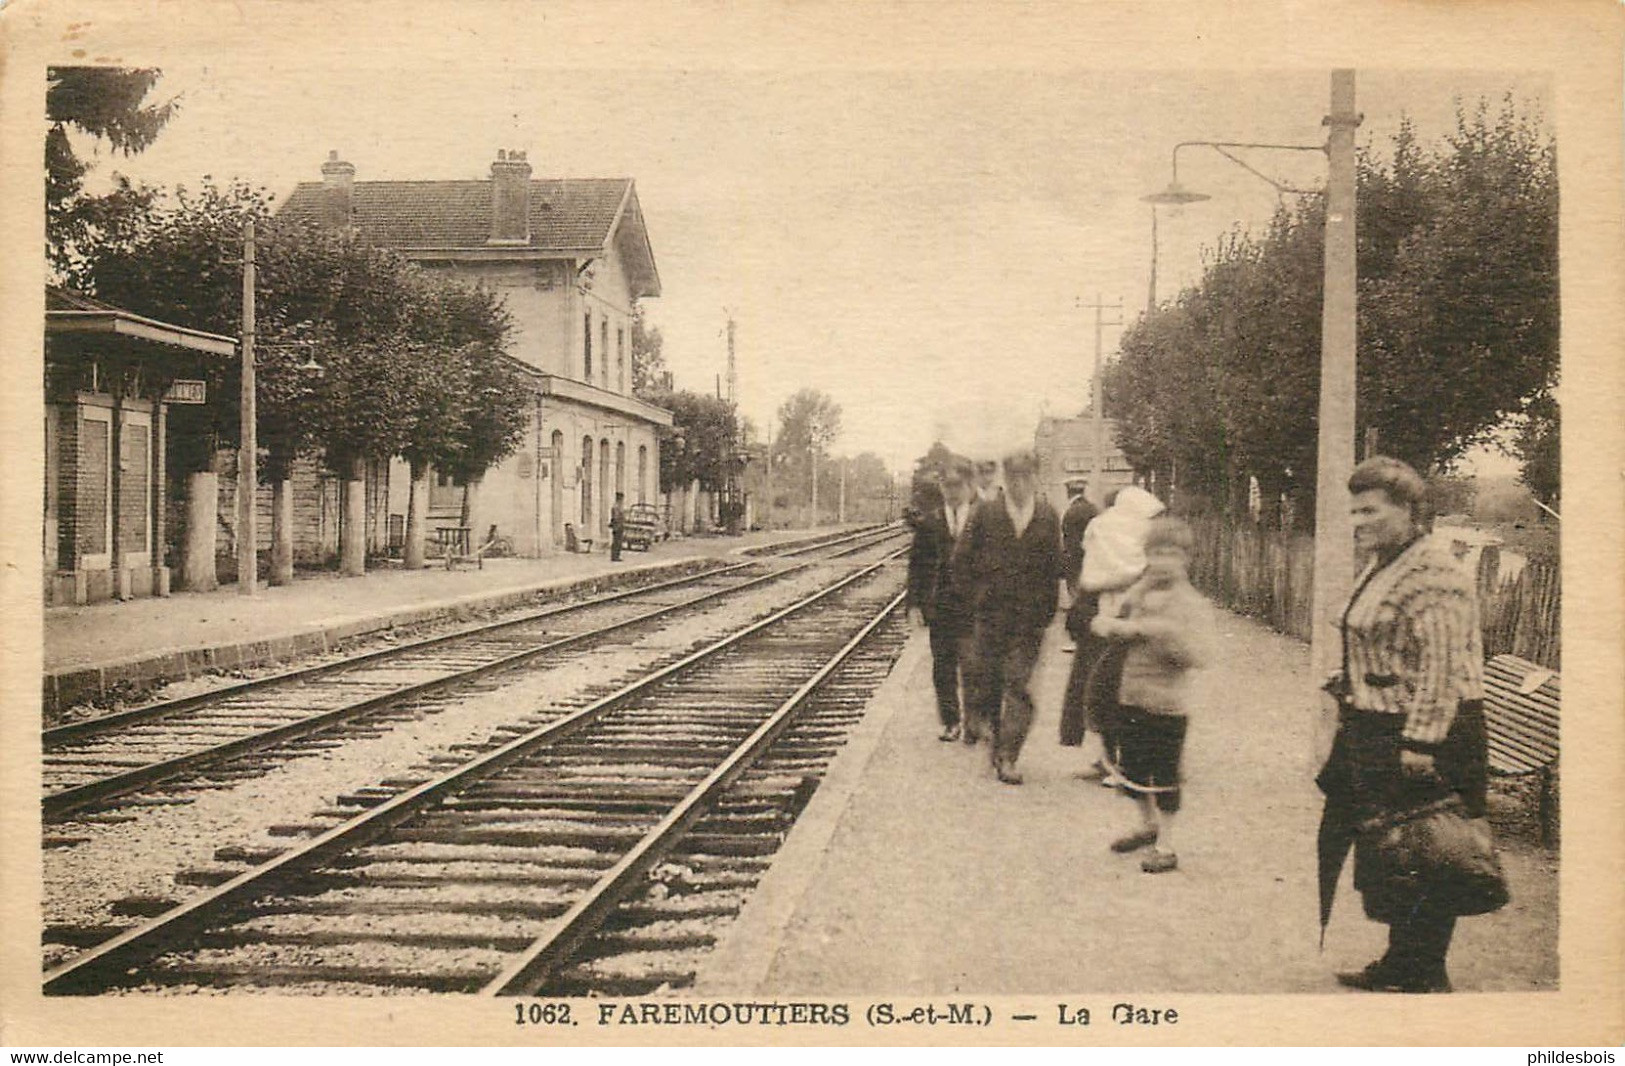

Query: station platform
left=697, top=609, right=1559, bottom=998
left=42, top=527, right=837, bottom=713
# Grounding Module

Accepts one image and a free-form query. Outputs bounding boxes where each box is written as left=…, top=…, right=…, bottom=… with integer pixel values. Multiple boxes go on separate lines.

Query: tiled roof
left=278, top=178, right=633, bottom=252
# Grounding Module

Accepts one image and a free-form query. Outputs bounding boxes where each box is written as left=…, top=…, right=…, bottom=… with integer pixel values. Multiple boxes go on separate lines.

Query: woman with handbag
left=1316, top=456, right=1497, bottom=994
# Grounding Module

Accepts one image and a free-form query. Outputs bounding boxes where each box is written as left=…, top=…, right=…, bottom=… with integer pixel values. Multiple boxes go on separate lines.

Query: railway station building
left=43, top=287, right=236, bottom=605
left=278, top=149, right=672, bottom=558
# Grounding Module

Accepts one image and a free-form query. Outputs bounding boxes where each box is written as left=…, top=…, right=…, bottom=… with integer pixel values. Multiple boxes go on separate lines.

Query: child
left=1091, top=516, right=1212, bottom=874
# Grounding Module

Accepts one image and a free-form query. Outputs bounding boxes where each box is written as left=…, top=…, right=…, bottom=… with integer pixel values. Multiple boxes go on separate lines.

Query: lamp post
left=1142, top=138, right=1323, bottom=311
left=1144, top=71, right=1360, bottom=751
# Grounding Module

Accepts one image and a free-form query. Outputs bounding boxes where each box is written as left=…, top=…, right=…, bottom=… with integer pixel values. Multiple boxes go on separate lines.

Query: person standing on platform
left=960, top=456, right=1006, bottom=739
left=610, top=492, right=626, bottom=562
left=1057, top=479, right=1100, bottom=747
left=1076, top=485, right=1166, bottom=780
left=906, top=462, right=977, bottom=742
left=1093, top=516, right=1212, bottom=874
left=1317, top=456, right=1492, bottom=995
left=954, top=450, right=1061, bottom=784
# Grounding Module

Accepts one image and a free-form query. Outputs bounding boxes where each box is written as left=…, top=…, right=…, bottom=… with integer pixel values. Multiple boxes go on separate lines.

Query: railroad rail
left=43, top=525, right=904, bottom=822
left=44, top=547, right=908, bottom=995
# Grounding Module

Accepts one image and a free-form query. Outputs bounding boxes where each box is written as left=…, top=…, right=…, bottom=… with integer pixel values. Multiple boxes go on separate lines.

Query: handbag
left=1354, top=795, right=1510, bottom=921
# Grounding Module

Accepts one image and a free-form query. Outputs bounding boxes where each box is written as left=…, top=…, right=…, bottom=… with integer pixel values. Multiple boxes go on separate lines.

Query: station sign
left=165, top=379, right=207, bottom=404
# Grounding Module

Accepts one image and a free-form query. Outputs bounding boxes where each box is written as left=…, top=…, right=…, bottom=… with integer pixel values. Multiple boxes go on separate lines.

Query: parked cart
left=622, top=503, right=662, bottom=551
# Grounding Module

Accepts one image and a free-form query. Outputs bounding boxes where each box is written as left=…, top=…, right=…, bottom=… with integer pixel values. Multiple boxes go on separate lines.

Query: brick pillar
left=152, top=401, right=169, bottom=595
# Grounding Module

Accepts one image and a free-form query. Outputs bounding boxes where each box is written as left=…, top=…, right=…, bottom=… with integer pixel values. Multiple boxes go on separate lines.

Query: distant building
left=1033, top=413, right=1135, bottom=509
left=279, top=149, right=672, bottom=556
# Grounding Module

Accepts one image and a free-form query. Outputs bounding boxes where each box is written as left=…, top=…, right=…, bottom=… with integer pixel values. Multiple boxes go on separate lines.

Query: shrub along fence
left=1184, top=515, right=1559, bottom=671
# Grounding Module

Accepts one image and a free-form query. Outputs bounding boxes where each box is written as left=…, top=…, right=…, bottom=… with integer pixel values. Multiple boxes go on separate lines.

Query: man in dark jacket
left=610, top=493, right=626, bottom=561
left=1058, top=479, right=1100, bottom=746
left=953, top=450, right=1062, bottom=784
left=906, top=460, right=976, bottom=742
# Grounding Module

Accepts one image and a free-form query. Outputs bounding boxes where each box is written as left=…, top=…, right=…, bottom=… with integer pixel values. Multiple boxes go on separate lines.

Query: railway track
left=44, top=545, right=909, bottom=995
left=43, top=526, right=904, bottom=822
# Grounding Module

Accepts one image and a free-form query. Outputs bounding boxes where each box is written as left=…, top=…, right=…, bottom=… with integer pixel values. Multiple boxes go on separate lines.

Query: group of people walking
left=905, top=450, right=1497, bottom=991
left=906, top=451, right=1210, bottom=875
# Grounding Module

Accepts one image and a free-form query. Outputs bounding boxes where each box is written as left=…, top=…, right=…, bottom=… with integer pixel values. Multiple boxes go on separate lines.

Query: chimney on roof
left=489, top=148, right=532, bottom=245
left=321, top=150, right=355, bottom=228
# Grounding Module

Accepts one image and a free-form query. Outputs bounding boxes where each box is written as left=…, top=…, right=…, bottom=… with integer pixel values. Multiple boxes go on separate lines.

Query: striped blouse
left=1341, top=534, right=1485, bottom=748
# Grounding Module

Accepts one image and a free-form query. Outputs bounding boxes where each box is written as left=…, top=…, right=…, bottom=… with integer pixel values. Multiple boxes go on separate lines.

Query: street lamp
left=1142, top=139, right=1326, bottom=309
left=1144, top=71, right=1360, bottom=753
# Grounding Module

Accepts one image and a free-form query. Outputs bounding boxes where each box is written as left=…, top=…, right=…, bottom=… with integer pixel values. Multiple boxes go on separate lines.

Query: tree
left=643, top=388, right=738, bottom=494
left=47, top=67, right=177, bottom=279
left=74, top=179, right=525, bottom=579
left=913, top=441, right=969, bottom=489
left=777, top=388, right=842, bottom=525
left=1516, top=390, right=1559, bottom=512
left=1358, top=98, right=1558, bottom=472
left=1107, top=95, right=1557, bottom=525
left=630, top=301, right=669, bottom=398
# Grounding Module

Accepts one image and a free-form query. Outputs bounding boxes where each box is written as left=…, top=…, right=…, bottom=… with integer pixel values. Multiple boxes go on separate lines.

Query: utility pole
left=1310, top=69, right=1361, bottom=753
left=1076, top=295, right=1124, bottom=507
left=725, top=313, right=737, bottom=407
left=764, top=422, right=774, bottom=531
left=838, top=457, right=847, bottom=524
left=238, top=221, right=258, bottom=596
left=1148, top=206, right=1159, bottom=311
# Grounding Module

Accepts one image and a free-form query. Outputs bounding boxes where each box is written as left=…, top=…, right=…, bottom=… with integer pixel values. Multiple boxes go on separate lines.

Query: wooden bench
left=1482, top=653, right=1559, bottom=845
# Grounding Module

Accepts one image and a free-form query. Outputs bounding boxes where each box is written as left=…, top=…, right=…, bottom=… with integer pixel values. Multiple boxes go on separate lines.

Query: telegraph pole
left=764, top=422, right=774, bottom=531
left=238, top=221, right=258, bottom=596
left=1076, top=295, right=1124, bottom=506
left=1310, top=69, right=1361, bottom=751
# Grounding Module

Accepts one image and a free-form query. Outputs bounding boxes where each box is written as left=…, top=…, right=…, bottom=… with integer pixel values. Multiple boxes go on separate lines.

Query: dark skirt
left=1316, top=700, right=1488, bottom=822
left=1317, top=700, right=1489, bottom=924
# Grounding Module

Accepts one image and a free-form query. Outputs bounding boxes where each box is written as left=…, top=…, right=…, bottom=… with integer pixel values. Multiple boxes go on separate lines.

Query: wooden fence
left=1185, top=516, right=1560, bottom=670
left=1477, top=549, right=1561, bottom=669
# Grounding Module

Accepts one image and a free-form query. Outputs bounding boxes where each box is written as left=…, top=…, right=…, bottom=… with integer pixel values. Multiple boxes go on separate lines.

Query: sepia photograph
left=2, top=0, right=1620, bottom=1050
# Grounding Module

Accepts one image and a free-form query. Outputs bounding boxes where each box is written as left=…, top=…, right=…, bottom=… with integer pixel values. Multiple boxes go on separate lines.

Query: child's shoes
left=1141, top=849, right=1178, bottom=874
left=1110, top=828, right=1159, bottom=853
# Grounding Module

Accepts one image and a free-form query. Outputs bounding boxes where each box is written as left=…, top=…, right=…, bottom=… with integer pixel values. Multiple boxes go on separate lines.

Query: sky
left=58, top=44, right=1547, bottom=475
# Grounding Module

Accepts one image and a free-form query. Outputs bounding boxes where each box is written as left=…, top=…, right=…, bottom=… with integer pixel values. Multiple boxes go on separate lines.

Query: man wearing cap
left=954, top=450, right=1062, bottom=784
left=906, top=460, right=977, bottom=742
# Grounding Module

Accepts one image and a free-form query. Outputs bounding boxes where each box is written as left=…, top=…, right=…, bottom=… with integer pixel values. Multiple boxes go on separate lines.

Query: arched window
left=599, top=437, right=611, bottom=536
left=615, top=441, right=626, bottom=499
left=637, top=444, right=648, bottom=505
left=581, top=435, right=594, bottom=526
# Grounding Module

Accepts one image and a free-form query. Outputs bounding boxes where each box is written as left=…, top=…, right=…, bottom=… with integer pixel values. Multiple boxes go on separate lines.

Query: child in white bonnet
left=1079, top=485, right=1167, bottom=615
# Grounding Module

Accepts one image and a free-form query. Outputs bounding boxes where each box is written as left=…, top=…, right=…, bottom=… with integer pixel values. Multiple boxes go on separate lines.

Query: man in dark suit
left=954, top=450, right=1062, bottom=784
left=906, top=460, right=976, bottom=742
left=1058, top=479, right=1100, bottom=746
left=610, top=493, right=626, bottom=561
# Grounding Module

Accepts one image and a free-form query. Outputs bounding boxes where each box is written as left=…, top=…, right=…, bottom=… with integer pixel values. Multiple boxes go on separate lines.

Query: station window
left=617, top=327, right=626, bottom=392
left=583, top=312, right=593, bottom=379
